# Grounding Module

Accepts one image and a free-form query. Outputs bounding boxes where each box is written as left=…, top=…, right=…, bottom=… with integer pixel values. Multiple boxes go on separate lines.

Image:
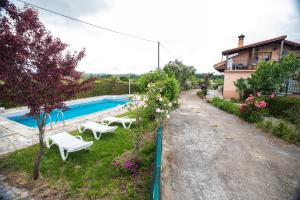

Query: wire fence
left=284, top=79, right=300, bottom=95
left=151, top=124, right=163, bottom=200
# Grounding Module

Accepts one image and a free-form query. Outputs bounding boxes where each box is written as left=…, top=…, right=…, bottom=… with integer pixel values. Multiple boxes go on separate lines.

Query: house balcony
left=214, top=60, right=257, bottom=72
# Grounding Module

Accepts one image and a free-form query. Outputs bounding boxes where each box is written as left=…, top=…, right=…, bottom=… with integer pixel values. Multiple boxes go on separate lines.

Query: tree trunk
left=33, top=113, right=46, bottom=180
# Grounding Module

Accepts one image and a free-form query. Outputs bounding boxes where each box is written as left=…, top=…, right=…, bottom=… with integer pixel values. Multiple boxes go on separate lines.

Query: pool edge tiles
left=0, top=95, right=130, bottom=128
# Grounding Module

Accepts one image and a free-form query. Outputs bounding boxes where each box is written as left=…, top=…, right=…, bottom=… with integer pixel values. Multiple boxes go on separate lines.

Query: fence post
left=285, top=79, right=289, bottom=96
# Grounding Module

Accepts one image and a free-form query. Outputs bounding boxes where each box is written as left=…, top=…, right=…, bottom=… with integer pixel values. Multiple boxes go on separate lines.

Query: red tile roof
left=213, top=60, right=226, bottom=72
left=285, top=40, right=300, bottom=47
left=222, top=35, right=287, bottom=55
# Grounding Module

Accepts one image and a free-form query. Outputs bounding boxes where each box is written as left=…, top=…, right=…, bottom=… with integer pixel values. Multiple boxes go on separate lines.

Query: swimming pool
left=5, top=98, right=128, bottom=128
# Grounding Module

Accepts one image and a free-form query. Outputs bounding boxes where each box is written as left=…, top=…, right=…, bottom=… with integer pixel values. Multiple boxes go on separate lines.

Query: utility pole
left=128, top=75, right=131, bottom=95
left=158, top=41, right=160, bottom=69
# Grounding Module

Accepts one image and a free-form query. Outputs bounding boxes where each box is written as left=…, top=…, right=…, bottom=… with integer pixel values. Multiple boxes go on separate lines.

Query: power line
left=15, top=0, right=183, bottom=69
left=160, top=43, right=178, bottom=59
left=16, top=0, right=157, bottom=43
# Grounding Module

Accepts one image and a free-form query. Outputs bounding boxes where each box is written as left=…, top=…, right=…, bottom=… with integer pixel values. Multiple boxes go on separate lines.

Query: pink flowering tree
left=0, top=1, right=93, bottom=179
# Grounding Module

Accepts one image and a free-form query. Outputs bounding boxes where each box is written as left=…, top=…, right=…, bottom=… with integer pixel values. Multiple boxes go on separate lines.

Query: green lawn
left=0, top=113, right=157, bottom=199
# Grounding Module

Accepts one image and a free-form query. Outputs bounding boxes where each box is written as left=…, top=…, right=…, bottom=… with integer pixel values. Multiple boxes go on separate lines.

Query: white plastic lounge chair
left=45, top=132, right=93, bottom=161
left=101, top=116, right=136, bottom=129
left=77, top=121, right=117, bottom=140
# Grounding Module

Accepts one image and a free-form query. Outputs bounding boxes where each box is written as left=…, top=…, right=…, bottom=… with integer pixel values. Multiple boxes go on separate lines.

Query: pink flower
left=246, top=95, right=254, bottom=102
left=256, top=92, right=262, bottom=97
left=239, top=103, right=247, bottom=113
left=123, top=159, right=139, bottom=176
left=124, top=160, right=134, bottom=169
left=255, top=100, right=267, bottom=109
left=270, top=93, right=275, bottom=99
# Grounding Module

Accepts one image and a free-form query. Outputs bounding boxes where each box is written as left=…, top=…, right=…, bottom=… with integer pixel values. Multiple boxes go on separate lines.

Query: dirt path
left=161, top=90, right=300, bottom=200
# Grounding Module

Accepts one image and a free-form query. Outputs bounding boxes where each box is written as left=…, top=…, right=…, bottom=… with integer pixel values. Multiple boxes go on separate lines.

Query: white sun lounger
left=45, top=132, right=93, bottom=161
left=101, top=116, right=136, bottom=129
left=77, top=121, right=117, bottom=140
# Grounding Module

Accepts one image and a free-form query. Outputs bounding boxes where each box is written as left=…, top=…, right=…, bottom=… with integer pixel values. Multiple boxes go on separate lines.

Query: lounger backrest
left=50, top=132, right=89, bottom=150
left=83, top=122, right=111, bottom=130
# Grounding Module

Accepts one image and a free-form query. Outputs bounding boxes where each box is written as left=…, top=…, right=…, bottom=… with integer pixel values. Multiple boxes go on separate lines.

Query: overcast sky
left=12, top=0, right=300, bottom=74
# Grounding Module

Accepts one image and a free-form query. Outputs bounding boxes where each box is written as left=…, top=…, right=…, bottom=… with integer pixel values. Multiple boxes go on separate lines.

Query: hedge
left=267, top=96, right=300, bottom=116
left=0, top=101, right=19, bottom=109
left=209, top=97, right=240, bottom=116
left=75, top=79, right=139, bottom=99
left=267, top=96, right=300, bottom=127
left=257, top=118, right=300, bottom=144
left=137, top=70, right=168, bottom=92
left=0, top=80, right=139, bottom=109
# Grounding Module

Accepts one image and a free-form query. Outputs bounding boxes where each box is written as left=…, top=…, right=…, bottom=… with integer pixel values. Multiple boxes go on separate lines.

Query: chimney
left=238, top=34, right=245, bottom=47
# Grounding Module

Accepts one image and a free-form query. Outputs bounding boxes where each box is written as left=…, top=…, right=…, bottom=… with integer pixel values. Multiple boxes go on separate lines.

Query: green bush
left=234, top=78, right=253, bottom=100
left=76, top=79, right=139, bottom=98
left=143, top=84, right=172, bottom=120
left=210, top=97, right=240, bottom=116
left=283, top=107, right=300, bottom=128
left=138, top=70, right=180, bottom=102
left=230, top=97, right=239, bottom=103
left=238, top=94, right=268, bottom=123
left=240, top=109, right=263, bottom=123
left=196, top=90, right=205, bottom=98
left=160, top=76, right=180, bottom=102
left=137, top=70, right=168, bottom=92
left=210, top=97, right=264, bottom=123
left=257, top=118, right=300, bottom=144
left=0, top=101, right=19, bottom=109
left=267, top=96, right=300, bottom=126
left=0, top=79, right=136, bottom=108
left=235, top=53, right=300, bottom=98
left=163, top=59, right=196, bottom=90
left=143, top=77, right=180, bottom=120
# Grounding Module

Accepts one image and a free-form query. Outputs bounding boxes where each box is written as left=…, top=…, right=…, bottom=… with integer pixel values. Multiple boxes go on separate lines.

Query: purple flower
left=123, top=159, right=139, bottom=176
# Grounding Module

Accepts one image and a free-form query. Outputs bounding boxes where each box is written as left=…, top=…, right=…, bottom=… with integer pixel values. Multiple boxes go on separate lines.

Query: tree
left=199, top=73, right=213, bottom=96
left=235, top=53, right=300, bottom=98
left=234, top=78, right=252, bottom=100
left=0, top=1, right=93, bottom=179
left=163, top=59, right=196, bottom=90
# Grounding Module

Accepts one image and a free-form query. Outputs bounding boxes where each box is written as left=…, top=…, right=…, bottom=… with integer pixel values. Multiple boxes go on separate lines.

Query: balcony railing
left=226, top=60, right=256, bottom=70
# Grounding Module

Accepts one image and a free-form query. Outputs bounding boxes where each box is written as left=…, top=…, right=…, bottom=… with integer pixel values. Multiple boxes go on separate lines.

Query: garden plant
left=0, top=1, right=93, bottom=179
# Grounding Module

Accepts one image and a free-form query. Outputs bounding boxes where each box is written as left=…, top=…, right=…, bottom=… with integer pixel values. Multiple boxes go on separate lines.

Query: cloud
left=14, top=0, right=112, bottom=17
left=10, top=0, right=300, bottom=74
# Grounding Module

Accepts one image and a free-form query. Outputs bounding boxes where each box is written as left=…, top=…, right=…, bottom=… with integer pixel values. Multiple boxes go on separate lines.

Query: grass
left=208, top=97, right=240, bottom=116
left=257, top=118, right=300, bottom=145
left=0, top=112, right=157, bottom=199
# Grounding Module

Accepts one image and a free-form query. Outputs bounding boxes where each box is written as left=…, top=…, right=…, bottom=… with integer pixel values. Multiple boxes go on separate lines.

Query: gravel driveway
left=161, top=90, right=300, bottom=200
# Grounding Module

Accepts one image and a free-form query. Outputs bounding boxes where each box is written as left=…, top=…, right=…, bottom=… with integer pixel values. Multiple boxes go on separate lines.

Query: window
left=255, top=52, right=272, bottom=62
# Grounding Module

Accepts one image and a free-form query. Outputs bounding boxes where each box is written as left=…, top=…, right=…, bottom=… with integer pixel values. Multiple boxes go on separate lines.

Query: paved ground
left=161, top=90, right=300, bottom=200
left=0, top=175, right=32, bottom=200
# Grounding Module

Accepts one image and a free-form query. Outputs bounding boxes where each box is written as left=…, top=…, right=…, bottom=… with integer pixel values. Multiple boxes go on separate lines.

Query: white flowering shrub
left=124, top=94, right=147, bottom=128
left=123, top=84, right=181, bottom=151
left=144, top=82, right=180, bottom=122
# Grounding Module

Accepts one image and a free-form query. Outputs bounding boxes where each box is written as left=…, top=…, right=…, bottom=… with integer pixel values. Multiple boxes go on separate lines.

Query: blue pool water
left=7, top=98, right=128, bottom=128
